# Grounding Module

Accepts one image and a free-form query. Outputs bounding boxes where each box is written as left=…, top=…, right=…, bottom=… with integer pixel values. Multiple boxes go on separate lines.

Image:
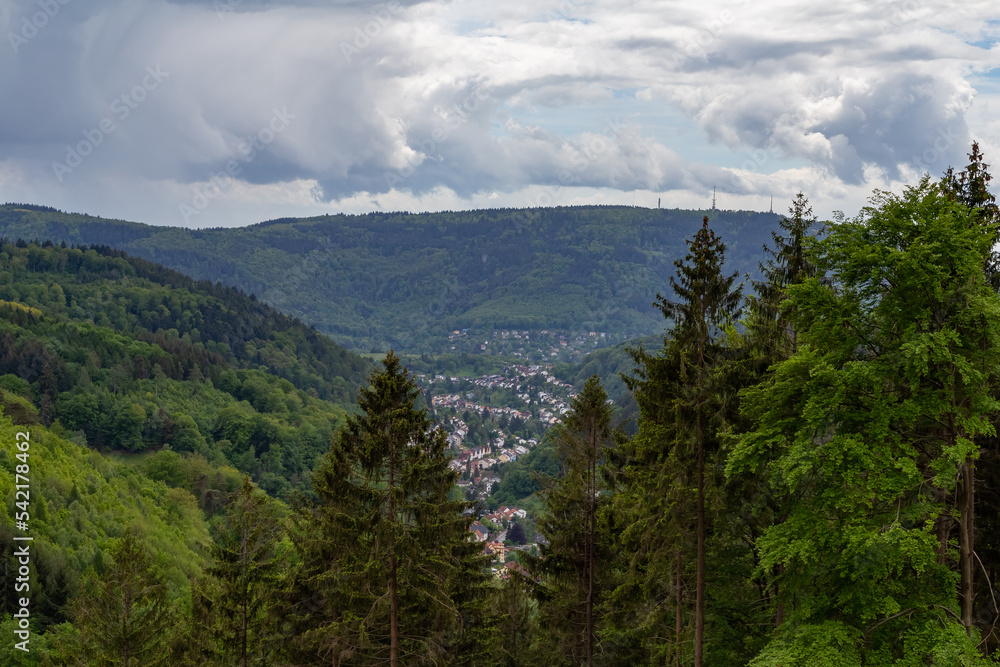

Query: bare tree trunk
left=694, top=308, right=706, bottom=667
left=242, top=521, right=249, bottom=667
left=390, top=552, right=399, bottom=667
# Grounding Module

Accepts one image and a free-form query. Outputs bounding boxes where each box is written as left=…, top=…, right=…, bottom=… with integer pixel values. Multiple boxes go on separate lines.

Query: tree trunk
left=389, top=445, right=400, bottom=667
left=695, top=306, right=706, bottom=667
left=390, top=552, right=399, bottom=667
left=775, top=564, right=784, bottom=628
left=960, top=459, right=975, bottom=634
left=241, top=522, right=249, bottom=667
left=695, top=421, right=705, bottom=667
left=586, top=427, right=596, bottom=667
left=676, top=549, right=682, bottom=667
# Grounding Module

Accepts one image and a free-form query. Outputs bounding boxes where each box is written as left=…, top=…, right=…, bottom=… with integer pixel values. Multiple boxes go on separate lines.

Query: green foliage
left=496, top=574, right=539, bottom=667
left=0, top=240, right=361, bottom=497
left=66, top=529, right=177, bottom=666
left=612, top=216, right=747, bottom=666
left=0, top=205, right=781, bottom=353
left=0, top=614, right=54, bottom=665
left=5, top=164, right=1000, bottom=665
left=729, top=178, right=1000, bottom=662
left=531, top=376, right=614, bottom=665
left=287, top=352, right=492, bottom=665
left=202, top=476, right=285, bottom=666
left=0, top=419, right=211, bottom=614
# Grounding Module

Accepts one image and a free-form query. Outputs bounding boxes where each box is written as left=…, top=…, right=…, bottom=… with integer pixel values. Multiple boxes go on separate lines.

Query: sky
left=1, top=0, right=999, bottom=228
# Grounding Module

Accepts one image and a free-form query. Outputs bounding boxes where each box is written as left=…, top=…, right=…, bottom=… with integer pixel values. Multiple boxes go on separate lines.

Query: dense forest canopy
left=2, top=145, right=1000, bottom=665
left=0, top=239, right=371, bottom=499
left=0, top=205, right=781, bottom=353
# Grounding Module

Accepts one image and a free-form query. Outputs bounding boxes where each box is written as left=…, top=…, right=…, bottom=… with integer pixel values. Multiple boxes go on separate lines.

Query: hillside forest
left=1, top=144, right=1000, bottom=665
left=0, top=202, right=780, bottom=355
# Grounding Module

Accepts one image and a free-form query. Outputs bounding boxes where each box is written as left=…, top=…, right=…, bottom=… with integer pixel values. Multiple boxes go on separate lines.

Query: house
left=486, top=541, right=507, bottom=560
left=470, top=522, right=490, bottom=542
left=499, top=506, right=527, bottom=521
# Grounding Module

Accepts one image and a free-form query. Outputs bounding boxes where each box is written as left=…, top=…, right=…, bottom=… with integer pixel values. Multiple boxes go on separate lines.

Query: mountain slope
left=0, top=239, right=371, bottom=498
left=0, top=204, right=782, bottom=353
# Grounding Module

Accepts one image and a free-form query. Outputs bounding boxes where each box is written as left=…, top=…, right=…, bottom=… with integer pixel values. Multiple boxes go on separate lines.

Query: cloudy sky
left=1, top=0, right=998, bottom=228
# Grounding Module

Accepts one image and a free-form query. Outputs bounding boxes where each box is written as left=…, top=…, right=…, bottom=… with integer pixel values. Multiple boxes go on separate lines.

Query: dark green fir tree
left=532, top=375, right=613, bottom=666
left=287, top=351, right=489, bottom=666
left=67, top=529, right=175, bottom=666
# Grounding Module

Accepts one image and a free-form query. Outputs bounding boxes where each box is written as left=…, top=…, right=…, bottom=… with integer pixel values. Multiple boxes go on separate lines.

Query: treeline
left=0, top=202, right=781, bottom=353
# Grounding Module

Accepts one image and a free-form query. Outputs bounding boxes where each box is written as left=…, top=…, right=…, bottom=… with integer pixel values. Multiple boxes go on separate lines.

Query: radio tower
left=711, top=186, right=717, bottom=211
left=770, top=195, right=773, bottom=213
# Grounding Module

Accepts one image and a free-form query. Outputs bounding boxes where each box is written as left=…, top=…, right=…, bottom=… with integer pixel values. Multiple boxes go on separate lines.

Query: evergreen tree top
left=656, top=216, right=743, bottom=346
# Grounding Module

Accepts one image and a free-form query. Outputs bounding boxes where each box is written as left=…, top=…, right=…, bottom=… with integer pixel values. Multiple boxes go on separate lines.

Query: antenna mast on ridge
left=712, top=186, right=716, bottom=211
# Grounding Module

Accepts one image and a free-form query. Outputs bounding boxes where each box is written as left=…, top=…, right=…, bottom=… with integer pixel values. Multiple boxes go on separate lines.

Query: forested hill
left=0, top=204, right=782, bottom=353
left=0, top=237, right=370, bottom=401
left=0, top=239, right=372, bottom=497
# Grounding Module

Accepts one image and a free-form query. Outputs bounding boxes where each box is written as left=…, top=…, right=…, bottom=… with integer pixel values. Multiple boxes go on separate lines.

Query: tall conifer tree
left=288, top=351, right=485, bottom=666
left=69, top=529, right=175, bottom=666
left=533, top=375, right=613, bottom=665
left=619, top=217, right=742, bottom=666
left=206, top=476, right=283, bottom=666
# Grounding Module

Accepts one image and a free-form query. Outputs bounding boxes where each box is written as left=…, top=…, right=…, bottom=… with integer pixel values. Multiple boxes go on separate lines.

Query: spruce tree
left=748, top=192, right=820, bottom=360
left=288, top=351, right=487, bottom=666
left=532, top=375, right=613, bottom=665
left=657, top=217, right=741, bottom=667
left=943, top=142, right=1000, bottom=227
left=69, top=529, right=175, bottom=666
left=617, top=217, right=742, bottom=666
left=206, top=476, right=283, bottom=667
left=496, top=572, right=538, bottom=667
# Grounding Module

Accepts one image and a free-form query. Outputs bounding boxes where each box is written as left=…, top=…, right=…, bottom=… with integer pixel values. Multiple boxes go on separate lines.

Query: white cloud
left=0, top=0, right=997, bottom=226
